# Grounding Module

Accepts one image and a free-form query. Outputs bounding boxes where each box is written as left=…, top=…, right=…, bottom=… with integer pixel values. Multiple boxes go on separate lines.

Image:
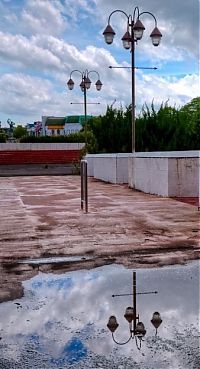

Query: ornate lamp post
left=103, top=6, right=162, bottom=153
left=67, top=70, right=102, bottom=152
left=107, top=271, right=162, bottom=350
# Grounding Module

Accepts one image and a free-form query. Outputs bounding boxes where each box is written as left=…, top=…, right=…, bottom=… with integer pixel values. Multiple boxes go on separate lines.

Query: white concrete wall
left=0, top=143, right=85, bottom=151
left=86, top=151, right=200, bottom=196
left=85, top=154, right=131, bottom=184
left=130, top=157, right=169, bottom=196
left=85, top=154, right=94, bottom=177
left=168, top=157, right=199, bottom=197
left=128, top=151, right=200, bottom=197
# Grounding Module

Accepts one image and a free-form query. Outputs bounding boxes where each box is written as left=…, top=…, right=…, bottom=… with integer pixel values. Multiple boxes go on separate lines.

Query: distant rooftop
left=45, top=117, right=66, bottom=126
left=45, top=115, right=93, bottom=126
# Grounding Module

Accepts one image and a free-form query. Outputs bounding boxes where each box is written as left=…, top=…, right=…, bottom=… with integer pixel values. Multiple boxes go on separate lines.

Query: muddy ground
left=0, top=175, right=199, bottom=302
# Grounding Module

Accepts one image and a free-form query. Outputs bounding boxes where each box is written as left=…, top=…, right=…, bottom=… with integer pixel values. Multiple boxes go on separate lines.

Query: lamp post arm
left=138, top=11, right=157, bottom=27
left=133, top=6, right=140, bottom=21
left=69, top=69, right=84, bottom=79
left=111, top=332, right=132, bottom=345
left=107, top=9, right=129, bottom=24
left=88, top=70, right=100, bottom=80
left=135, top=336, right=142, bottom=350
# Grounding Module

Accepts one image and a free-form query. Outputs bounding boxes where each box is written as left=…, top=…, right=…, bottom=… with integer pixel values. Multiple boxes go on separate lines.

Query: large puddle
left=0, top=261, right=199, bottom=369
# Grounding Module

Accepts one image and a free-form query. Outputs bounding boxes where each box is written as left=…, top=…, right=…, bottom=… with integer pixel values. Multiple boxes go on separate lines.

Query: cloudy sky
left=0, top=0, right=199, bottom=125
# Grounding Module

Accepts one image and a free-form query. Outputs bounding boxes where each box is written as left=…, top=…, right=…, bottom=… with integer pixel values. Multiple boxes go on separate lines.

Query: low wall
left=86, top=154, right=131, bottom=184
left=0, top=143, right=84, bottom=176
left=0, top=143, right=84, bottom=165
left=128, top=151, right=200, bottom=197
left=86, top=151, right=199, bottom=197
left=0, top=143, right=84, bottom=150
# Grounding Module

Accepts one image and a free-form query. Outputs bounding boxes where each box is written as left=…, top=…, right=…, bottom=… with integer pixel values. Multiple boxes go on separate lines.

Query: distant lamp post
left=67, top=70, right=102, bottom=152
left=103, top=6, right=162, bottom=152
left=107, top=271, right=162, bottom=350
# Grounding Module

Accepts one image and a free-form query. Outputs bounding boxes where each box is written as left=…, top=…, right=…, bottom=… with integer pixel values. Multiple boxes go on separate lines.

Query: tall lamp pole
left=103, top=6, right=162, bottom=153
left=67, top=70, right=102, bottom=152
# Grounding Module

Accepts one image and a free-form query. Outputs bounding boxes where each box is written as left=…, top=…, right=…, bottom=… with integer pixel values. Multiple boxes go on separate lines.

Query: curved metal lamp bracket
left=88, top=70, right=100, bottom=80
left=108, top=9, right=129, bottom=25
left=133, top=6, right=140, bottom=21
left=135, top=336, right=142, bottom=350
left=111, top=332, right=132, bottom=346
left=69, top=69, right=83, bottom=79
left=138, top=11, right=157, bottom=27
left=70, top=69, right=101, bottom=82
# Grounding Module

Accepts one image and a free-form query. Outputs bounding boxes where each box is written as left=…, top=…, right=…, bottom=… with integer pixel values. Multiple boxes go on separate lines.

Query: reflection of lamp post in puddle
left=107, top=271, right=162, bottom=350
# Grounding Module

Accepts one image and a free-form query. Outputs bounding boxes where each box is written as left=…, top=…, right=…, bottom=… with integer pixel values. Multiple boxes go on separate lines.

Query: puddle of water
left=0, top=261, right=199, bottom=369
left=18, top=255, right=93, bottom=265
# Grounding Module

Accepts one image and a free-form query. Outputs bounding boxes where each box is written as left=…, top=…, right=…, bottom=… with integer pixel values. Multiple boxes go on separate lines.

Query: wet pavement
left=0, top=261, right=199, bottom=369
left=0, top=175, right=199, bottom=303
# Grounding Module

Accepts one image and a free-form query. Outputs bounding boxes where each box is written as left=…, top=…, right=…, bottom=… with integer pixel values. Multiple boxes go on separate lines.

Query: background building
left=42, top=115, right=92, bottom=136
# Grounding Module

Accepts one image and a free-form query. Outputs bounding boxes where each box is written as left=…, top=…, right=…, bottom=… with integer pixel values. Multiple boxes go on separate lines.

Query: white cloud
left=21, top=0, right=66, bottom=35
left=0, top=32, right=62, bottom=71
left=0, top=73, right=54, bottom=116
left=136, top=72, right=199, bottom=111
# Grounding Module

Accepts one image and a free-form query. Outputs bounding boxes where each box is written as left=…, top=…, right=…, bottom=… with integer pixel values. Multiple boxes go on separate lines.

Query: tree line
left=87, top=97, right=200, bottom=152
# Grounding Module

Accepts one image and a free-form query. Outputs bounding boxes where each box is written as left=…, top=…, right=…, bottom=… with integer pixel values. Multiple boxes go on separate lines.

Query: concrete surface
left=0, top=164, right=77, bottom=176
left=0, top=175, right=199, bottom=302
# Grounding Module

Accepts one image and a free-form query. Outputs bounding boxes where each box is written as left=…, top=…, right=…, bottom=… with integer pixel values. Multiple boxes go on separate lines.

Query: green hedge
left=20, top=132, right=86, bottom=143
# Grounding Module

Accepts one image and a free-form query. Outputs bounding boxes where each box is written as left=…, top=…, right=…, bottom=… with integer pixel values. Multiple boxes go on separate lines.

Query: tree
left=0, top=131, right=6, bottom=143
left=13, top=125, right=27, bottom=139
left=87, top=97, right=200, bottom=153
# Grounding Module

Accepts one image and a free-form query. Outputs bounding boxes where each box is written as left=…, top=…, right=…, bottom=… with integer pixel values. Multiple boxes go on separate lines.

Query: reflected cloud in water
left=0, top=261, right=199, bottom=368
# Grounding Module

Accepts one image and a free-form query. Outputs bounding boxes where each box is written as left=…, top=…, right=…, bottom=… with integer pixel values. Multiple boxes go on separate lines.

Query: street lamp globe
left=151, top=311, right=162, bottom=329
left=121, top=31, right=131, bottom=50
left=103, top=24, right=116, bottom=44
left=84, top=76, right=91, bottom=89
left=80, top=80, right=85, bottom=92
left=95, top=79, right=103, bottom=91
left=124, top=306, right=134, bottom=322
left=107, top=316, right=119, bottom=332
left=67, top=78, right=74, bottom=90
left=133, top=19, right=145, bottom=40
left=135, top=322, right=146, bottom=338
left=150, top=27, right=162, bottom=46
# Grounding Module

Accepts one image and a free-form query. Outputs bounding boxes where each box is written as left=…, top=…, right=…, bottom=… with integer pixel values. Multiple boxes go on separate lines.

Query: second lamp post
left=103, top=5, right=162, bottom=153
left=67, top=70, right=102, bottom=152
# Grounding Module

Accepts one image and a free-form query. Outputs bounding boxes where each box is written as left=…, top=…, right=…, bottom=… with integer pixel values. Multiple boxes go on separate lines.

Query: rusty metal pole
left=133, top=271, right=137, bottom=333
left=81, top=161, right=84, bottom=210
left=80, top=160, right=88, bottom=213
left=84, top=161, right=88, bottom=213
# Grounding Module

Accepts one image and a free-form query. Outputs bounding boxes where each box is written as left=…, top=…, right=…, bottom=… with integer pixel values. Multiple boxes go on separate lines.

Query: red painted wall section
left=0, top=150, right=81, bottom=165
